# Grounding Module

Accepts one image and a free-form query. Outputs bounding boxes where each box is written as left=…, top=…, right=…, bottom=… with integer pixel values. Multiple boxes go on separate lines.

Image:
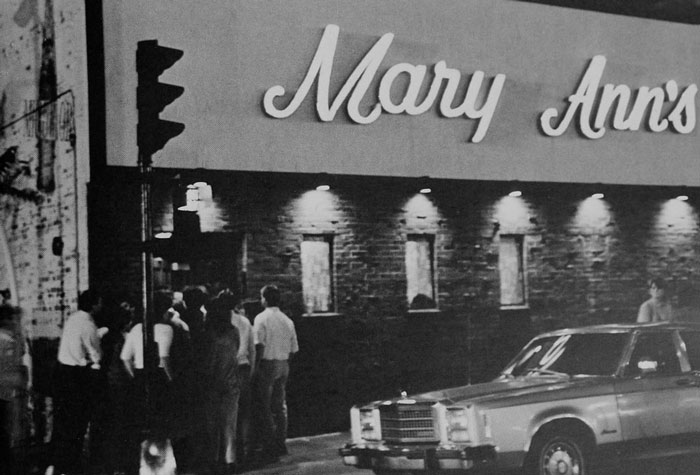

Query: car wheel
left=528, top=434, right=588, bottom=475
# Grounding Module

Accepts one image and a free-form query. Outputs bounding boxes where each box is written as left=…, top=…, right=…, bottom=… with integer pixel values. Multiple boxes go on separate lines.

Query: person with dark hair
left=105, top=296, right=140, bottom=475
left=46, top=289, right=104, bottom=475
left=637, top=278, right=675, bottom=323
left=120, top=290, right=176, bottom=443
left=89, top=291, right=137, bottom=474
left=252, top=285, right=298, bottom=462
left=218, top=289, right=256, bottom=466
left=176, top=285, right=210, bottom=470
left=202, top=297, right=241, bottom=475
left=182, top=286, right=208, bottom=336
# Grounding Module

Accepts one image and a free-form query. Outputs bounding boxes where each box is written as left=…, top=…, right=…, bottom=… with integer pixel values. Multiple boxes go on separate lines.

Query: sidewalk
left=239, top=432, right=349, bottom=475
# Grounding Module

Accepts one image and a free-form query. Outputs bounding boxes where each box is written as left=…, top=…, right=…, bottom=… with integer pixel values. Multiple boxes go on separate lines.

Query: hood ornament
left=397, top=390, right=416, bottom=404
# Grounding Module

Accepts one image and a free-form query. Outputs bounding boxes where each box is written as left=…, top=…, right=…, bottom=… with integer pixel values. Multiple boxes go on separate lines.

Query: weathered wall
left=92, top=168, right=700, bottom=436
left=0, top=0, right=90, bottom=445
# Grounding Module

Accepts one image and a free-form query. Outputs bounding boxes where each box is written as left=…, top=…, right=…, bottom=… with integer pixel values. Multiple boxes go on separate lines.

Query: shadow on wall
left=285, top=306, right=527, bottom=437
left=675, top=283, right=700, bottom=322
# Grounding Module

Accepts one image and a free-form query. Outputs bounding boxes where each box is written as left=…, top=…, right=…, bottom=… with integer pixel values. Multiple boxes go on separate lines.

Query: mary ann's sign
left=103, top=0, right=699, bottom=186
left=263, top=25, right=696, bottom=143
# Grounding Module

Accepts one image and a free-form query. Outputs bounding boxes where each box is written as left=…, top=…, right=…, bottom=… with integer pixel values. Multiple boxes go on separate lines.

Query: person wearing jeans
left=252, top=285, right=298, bottom=462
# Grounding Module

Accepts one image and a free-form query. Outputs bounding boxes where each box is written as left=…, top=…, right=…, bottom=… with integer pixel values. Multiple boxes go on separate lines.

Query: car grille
left=379, top=401, right=437, bottom=442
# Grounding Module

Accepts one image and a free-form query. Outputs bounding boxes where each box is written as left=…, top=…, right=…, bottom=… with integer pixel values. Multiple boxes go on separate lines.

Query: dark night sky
left=516, top=0, right=700, bottom=24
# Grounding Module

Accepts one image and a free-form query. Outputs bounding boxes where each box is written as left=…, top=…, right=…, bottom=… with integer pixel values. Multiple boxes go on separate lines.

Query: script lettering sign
left=264, top=25, right=698, bottom=143
left=263, top=24, right=506, bottom=144
left=541, top=55, right=697, bottom=139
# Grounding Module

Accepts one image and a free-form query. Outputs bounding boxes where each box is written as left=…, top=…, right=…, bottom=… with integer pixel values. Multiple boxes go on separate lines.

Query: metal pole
left=139, top=150, right=155, bottom=432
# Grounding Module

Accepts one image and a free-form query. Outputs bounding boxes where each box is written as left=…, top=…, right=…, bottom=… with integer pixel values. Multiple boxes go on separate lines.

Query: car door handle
left=676, top=378, right=700, bottom=387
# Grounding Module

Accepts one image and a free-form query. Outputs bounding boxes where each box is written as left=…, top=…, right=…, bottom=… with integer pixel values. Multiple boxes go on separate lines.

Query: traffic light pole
left=136, top=39, right=185, bottom=437
left=139, top=150, right=156, bottom=433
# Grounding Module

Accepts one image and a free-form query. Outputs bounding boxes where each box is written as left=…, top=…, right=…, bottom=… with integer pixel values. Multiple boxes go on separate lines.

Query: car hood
left=369, top=375, right=615, bottom=409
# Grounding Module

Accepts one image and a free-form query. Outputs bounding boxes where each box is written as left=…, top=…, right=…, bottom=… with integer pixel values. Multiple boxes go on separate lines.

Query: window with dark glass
left=505, top=333, right=628, bottom=377
left=627, top=332, right=681, bottom=376
left=301, top=234, right=334, bottom=314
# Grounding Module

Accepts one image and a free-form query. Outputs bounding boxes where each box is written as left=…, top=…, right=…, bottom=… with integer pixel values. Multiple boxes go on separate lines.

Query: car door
left=614, top=329, right=700, bottom=455
left=676, top=329, right=700, bottom=433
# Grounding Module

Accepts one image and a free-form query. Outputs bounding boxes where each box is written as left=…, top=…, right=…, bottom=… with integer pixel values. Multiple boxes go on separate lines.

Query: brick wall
left=0, top=0, right=91, bottom=447
left=92, top=168, right=700, bottom=436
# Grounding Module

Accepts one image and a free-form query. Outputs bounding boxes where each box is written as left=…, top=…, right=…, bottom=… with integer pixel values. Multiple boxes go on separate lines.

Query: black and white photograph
left=0, top=1, right=699, bottom=474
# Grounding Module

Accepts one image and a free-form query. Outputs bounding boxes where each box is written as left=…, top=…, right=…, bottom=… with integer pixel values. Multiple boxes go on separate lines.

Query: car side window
left=627, top=332, right=681, bottom=377
left=679, top=331, right=700, bottom=371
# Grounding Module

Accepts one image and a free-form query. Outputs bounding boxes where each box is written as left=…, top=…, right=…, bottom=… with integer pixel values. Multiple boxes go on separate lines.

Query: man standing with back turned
left=47, top=289, right=104, bottom=475
left=252, top=285, right=298, bottom=463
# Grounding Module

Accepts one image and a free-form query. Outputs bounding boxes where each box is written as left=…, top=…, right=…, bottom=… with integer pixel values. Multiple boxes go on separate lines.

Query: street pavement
left=236, top=432, right=370, bottom=475
left=233, top=432, right=700, bottom=475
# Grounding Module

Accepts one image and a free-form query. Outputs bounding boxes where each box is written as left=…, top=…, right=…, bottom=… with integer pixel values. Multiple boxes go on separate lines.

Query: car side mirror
left=637, top=357, right=658, bottom=375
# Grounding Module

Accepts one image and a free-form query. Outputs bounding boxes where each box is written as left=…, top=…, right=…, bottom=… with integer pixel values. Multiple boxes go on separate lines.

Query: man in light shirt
left=48, top=289, right=104, bottom=475
left=225, top=292, right=256, bottom=466
left=252, top=285, right=298, bottom=462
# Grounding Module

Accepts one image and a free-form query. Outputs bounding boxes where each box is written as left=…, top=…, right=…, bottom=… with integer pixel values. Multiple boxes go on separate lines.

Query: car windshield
left=502, top=332, right=630, bottom=377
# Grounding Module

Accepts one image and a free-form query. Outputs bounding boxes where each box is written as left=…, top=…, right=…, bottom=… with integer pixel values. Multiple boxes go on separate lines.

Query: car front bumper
left=339, top=442, right=496, bottom=472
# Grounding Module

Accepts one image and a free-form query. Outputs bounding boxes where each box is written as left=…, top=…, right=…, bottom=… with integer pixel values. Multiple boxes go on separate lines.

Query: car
left=339, top=321, right=700, bottom=474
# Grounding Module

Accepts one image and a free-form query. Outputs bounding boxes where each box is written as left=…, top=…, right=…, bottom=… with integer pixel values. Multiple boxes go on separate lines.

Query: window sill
left=406, top=308, right=443, bottom=317
left=302, top=312, right=343, bottom=318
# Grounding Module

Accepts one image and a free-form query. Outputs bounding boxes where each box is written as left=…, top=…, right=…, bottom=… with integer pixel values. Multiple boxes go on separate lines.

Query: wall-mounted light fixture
left=591, top=193, right=604, bottom=199
left=178, top=184, right=200, bottom=211
left=418, top=176, right=431, bottom=194
left=676, top=195, right=689, bottom=201
left=177, top=181, right=212, bottom=211
left=315, top=172, right=331, bottom=191
left=508, top=190, right=522, bottom=197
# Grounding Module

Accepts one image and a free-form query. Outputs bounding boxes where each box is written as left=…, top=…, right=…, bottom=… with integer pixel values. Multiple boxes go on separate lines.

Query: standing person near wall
left=106, top=297, right=140, bottom=475
left=202, top=297, right=241, bottom=475
left=179, top=285, right=210, bottom=470
left=218, top=289, right=256, bottom=468
left=88, top=292, right=136, bottom=475
left=120, top=291, right=176, bottom=472
left=252, top=285, right=298, bottom=464
left=45, top=289, right=104, bottom=475
left=637, top=277, right=676, bottom=323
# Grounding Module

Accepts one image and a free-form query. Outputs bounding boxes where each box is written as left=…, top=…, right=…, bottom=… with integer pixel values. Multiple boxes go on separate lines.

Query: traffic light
left=136, top=40, right=185, bottom=158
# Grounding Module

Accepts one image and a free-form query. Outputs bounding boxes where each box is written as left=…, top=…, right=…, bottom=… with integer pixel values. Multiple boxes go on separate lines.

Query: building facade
left=92, top=0, right=699, bottom=435
left=0, top=0, right=698, bottom=447
left=0, top=0, right=91, bottom=455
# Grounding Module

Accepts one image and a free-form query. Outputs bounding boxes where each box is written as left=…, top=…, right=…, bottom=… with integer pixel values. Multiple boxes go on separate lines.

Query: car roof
left=537, top=321, right=700, bottom=338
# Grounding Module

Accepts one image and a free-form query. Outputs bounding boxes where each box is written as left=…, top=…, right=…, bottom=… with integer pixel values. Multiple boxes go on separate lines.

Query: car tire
left=526, top=434, right=588, bottom=475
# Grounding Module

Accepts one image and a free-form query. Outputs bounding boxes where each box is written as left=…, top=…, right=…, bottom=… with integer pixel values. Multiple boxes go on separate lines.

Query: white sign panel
left=103, top=0, right=700, bottom=186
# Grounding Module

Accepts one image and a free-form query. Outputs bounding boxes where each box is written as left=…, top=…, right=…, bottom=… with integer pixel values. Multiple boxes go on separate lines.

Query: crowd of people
left=44, top=284, right=299, bottom=475
left=37, top=273, right=677, bottom=475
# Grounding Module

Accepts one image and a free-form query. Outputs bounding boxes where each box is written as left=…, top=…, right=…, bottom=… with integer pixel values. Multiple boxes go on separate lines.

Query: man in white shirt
left=48, top=289, right=104, bottom=475
left=252, top=285, right=298, bottom=461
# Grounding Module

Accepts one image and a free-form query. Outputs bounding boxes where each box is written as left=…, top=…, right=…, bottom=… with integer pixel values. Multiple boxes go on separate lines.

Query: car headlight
left=446, top=406, right=470, bottom=443
left=350, top=407, right=362, bottom=443
left=360, top=408, right=382, bottom=441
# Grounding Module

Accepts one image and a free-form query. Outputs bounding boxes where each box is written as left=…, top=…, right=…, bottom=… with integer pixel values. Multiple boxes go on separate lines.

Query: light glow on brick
left=291, top=189, right=345, bottom=228
left=495, top=195, right=530, bottom=230
left=573, top=196, right=611, bottom=230
left=656, top=198, right=697, bottom=233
